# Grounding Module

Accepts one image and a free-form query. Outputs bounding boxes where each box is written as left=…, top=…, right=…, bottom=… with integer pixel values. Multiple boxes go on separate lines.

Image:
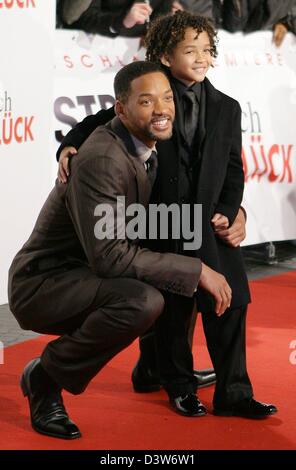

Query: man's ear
left=115, top=100, right=125, bottom=118
left=160, top=54, right=171, bottom=67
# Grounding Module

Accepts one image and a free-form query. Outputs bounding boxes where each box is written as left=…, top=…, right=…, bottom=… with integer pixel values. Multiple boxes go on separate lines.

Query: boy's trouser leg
left=202, top=305, right=253, bottom=408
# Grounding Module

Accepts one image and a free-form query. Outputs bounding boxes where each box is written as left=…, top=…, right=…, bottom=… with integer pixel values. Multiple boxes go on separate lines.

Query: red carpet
left=1, top=270, right=296, bottom=450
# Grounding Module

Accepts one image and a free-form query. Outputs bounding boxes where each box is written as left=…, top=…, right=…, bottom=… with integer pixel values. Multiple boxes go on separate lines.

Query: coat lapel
left=170, top=80, right=186, bottom=141
left=203, top=77, right=223, bottom=144
left=196, top=78, right=224, bottom=192
left=196, top=81, right=206, bottom=156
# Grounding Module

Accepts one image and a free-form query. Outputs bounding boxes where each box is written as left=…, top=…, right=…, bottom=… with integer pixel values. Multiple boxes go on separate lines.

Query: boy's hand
left=58, top=146, right=77, bottom=183
left=215, top=208, right=246, bottom=247
left=199, top=262, right=232, bottom=316
left=123, top=2, right=152, bottom=29
left=211, top=213, right=229, bottom=231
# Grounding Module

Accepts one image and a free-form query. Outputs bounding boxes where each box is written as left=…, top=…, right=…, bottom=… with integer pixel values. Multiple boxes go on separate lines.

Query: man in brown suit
left=8, top=61, right=232, bottom=440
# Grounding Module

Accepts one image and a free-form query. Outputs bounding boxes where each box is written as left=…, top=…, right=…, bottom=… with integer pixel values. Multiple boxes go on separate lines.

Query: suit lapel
left=133, top=160, right=152, bottom=208
left=108, top=117, right=151, bottom=207
left=108, top=117, right=137, bottom=157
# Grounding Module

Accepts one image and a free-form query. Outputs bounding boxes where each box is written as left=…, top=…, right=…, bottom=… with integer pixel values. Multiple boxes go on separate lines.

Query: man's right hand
left=58, top=146, right=77, bottom=183
left=198, top=263, right=232, bottom=316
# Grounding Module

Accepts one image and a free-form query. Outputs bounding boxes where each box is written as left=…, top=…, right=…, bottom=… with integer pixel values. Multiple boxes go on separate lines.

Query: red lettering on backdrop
left=24, top=116, right=34, bottom=141
left=115, top=56, right=126, bottom=67
left=2, top=112, right=13, bottom=144
left=0, top=0, right=36, bottom=8
left=242, top=135, right=294, bottom=183
left=250, top=135, right=260, bottom=180
left=64, top=56, right=74, bottom=69
left=0, top=113, right=35, bottom=145
left=250, top=135, right=268, bottom=181
left=61, top=54, right=141, bottom=70
left=99, top=56, right=112, bottom=68
left=268, top=144, right=280, bottom=182
left=279, top=145, right=293, bottom=183
left=14, top=116, right=23, bottom=143
left=81, top=54, right=93, bottom=68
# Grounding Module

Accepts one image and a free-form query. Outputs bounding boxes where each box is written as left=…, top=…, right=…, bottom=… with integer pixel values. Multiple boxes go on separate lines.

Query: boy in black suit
left=56, top=11, right=277, bottom=419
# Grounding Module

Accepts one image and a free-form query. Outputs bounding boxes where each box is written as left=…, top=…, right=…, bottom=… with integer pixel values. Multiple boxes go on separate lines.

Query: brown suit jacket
left=8, top=118, right=201, bottom=330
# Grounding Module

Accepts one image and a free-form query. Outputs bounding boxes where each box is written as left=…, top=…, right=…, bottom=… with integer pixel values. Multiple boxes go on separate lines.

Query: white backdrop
left=207, top=31, right=296, bottom=245
left=0, top=2, right=55, bottom=304
left=53, top=29, right=296, bottom=246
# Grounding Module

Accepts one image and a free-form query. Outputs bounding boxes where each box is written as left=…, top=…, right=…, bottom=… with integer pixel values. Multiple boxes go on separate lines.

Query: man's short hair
left=114, top=61, right=165, bottom=102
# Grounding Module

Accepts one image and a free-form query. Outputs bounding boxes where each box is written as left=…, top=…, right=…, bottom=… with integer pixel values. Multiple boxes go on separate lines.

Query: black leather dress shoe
left=132, top=360, right=216, bottom=393
left=213, top=398, right=278, bottom=419
left=20, top=358, right=81, bottom=439
left=194, top=369, right=216, bottom=389
left=170, top=393, right=207, bottom=417
left=131, top=360, right=161, bottom=393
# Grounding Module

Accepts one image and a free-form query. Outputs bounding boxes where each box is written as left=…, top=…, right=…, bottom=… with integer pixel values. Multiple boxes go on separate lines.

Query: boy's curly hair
left=145, top=11, right=218, bottom=63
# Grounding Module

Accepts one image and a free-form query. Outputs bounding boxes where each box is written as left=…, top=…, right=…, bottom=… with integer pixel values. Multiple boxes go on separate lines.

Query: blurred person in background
left=57, top=0, right=185, bottom=38
left=182, top=0, right=296, bottom=46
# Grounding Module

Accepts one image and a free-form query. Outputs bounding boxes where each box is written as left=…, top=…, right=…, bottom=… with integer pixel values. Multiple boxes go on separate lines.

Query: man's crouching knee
left=131, top=284, right=165, bottom=335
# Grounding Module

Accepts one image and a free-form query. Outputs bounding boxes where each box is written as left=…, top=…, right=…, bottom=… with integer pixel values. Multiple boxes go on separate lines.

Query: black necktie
left=145, top=150, right=158, bottom=186
left=183, top=89, right=198, bottom=147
